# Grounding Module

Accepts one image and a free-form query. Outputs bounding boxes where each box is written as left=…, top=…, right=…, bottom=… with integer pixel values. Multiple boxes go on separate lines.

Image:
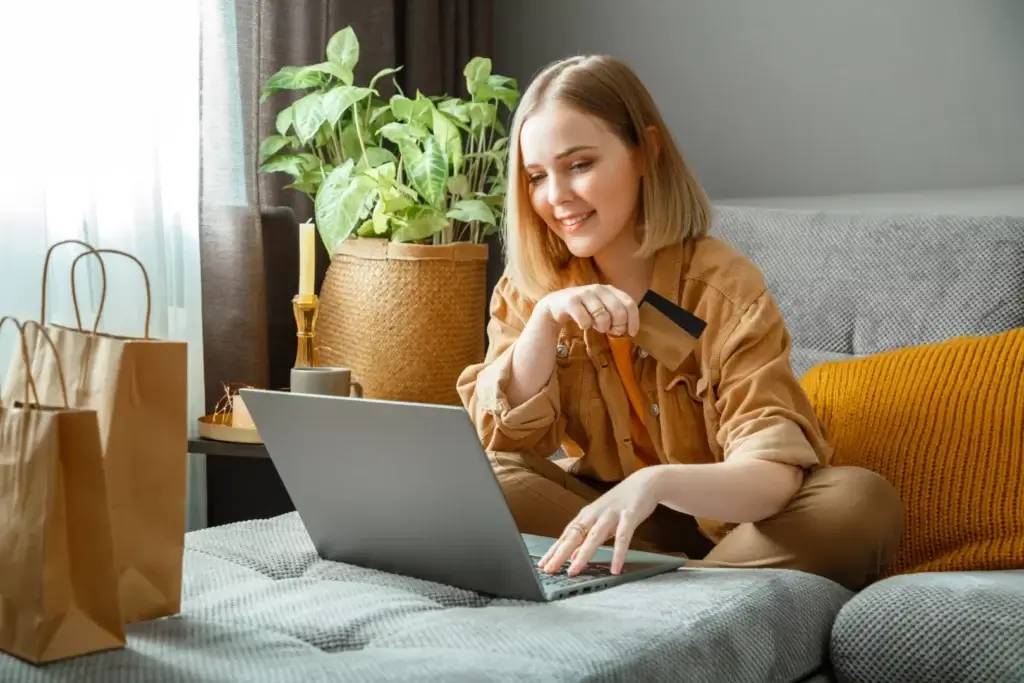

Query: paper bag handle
left=0, top=318, right=70, bottom=409
left=40, top=239, right=109, bottom=333
left=70, top=248, right=153, bottom=339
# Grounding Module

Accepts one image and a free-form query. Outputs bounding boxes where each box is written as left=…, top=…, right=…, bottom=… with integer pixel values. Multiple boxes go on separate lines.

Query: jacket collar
left=649, top=240, right=689, bottom=305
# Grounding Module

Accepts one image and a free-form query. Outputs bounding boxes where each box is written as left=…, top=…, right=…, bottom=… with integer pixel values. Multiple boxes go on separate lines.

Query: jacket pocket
left=555, top=336, right=595, bottom=428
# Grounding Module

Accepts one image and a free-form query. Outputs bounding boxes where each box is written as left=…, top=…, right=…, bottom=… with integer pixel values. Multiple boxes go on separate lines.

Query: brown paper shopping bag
left=4, top=241, right=188, bottom=624
left=0, top=317, right=125, bottom=663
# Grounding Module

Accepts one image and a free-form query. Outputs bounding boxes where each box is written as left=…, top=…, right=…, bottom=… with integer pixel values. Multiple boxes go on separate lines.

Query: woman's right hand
left=538, top=284, right=640, bottom=338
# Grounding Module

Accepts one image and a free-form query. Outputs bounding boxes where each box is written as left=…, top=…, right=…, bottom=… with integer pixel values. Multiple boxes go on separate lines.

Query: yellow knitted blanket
left=801, top=328, right=1024, bottom=576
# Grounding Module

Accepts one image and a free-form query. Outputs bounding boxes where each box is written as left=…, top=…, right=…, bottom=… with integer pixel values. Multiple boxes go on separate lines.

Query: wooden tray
left=197, top=414, right=263, bottom=444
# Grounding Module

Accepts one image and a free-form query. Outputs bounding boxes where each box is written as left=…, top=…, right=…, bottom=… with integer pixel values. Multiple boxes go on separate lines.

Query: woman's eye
left=570, top=161, right=592, bottom=173
left=528, top=173, right=546, bottom=184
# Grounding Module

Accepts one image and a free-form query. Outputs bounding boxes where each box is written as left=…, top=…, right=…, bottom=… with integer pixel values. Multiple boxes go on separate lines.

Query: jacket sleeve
left=456, top=276, right=565, bottom=457
left=712, top=290, right=833, bottom=469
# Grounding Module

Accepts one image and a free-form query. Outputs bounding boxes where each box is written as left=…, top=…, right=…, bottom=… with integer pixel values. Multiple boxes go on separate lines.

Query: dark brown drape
left=198, top=1, right=494, bottom=412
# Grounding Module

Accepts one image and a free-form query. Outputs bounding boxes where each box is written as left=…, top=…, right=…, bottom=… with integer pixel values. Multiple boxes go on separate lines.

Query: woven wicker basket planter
left=315, top=237, right=489, bottom=406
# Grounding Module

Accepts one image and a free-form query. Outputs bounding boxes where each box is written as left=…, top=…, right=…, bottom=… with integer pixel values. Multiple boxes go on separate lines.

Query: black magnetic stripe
left=640, top=290, right=708, bottom=339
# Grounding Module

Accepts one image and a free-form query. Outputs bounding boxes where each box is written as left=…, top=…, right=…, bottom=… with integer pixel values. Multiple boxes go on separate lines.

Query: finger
left=563, top=297, right=594, bottom=331
left=543, top=520, right=591, bottom=574
left=595, top=287, right=630, bottom=337
left=538, top=524, right=575, bottom=566
left=607, top=287, right=640, bottom=337
left=579, top=290, right=611, bottom=334
left=610, top=513, right=639, bottom=575
left=568, top=513, right=616, bottom=576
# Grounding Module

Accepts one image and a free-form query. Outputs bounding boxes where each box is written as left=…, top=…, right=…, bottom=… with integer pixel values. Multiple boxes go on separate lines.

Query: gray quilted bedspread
left=1, top=513, right=850, bottom=682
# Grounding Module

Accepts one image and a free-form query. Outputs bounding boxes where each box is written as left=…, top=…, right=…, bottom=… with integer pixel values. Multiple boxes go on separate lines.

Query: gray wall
left=493, top=0, right=1024, bottom=200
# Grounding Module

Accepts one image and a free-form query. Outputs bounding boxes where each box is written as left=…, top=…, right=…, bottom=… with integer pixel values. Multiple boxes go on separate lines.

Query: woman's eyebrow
left=524, top=145, right=597, bottom=168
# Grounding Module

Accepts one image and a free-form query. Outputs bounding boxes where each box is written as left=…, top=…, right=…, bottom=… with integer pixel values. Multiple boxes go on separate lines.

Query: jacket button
left=556, top=344, right=569, bottom=358
left=638, top=348, right=649, bottom=359
left=651, top=403, right=661, bottom=417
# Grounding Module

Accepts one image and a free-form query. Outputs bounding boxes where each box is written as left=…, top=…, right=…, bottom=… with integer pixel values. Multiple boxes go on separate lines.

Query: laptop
left=239, top=388, right=687, bottom=601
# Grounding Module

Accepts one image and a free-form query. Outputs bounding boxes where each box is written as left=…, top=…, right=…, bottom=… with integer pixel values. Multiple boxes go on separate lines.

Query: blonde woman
left=456, top=56, right=902, bottom=592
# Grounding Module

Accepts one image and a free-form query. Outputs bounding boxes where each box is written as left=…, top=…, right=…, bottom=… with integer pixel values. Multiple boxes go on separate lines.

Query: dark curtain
left=198, top=0, right=494, bottom=412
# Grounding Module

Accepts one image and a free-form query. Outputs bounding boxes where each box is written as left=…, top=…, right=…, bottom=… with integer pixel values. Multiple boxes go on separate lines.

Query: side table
left=188, top=437, right=295, bottom=527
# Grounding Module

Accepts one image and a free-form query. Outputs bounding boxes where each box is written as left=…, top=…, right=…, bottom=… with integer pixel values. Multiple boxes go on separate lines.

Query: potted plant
left=258, top=26, right=519, bottom=405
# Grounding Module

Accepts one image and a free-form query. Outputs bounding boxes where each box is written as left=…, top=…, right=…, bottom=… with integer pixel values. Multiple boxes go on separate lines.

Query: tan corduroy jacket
left=456, top=236, right=834, bottom=541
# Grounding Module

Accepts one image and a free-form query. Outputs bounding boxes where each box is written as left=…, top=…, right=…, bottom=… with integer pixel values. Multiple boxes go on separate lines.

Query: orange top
left=607, top=335, right=660, bottom=469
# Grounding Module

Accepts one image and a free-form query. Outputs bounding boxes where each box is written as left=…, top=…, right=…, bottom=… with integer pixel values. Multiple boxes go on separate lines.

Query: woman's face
left=519, top=102, right=643, bottom=260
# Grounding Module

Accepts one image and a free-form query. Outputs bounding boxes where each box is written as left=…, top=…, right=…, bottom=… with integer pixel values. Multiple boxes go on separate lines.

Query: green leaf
left=362, top=161, right=397, bottom=184
left=339, top=123, right=363, bottom=160
left=303, top=61, right=354, bottom=85
left=325, top=27, right=359, bottom=72
left=390, top=94, right=433, bottom=126
left=275, top=107, right=294, bottom=136
left=431, top=109, right=463, bottom=174
left=285, top=163, right=332, bottom=195
left=447, top=198, right=496, bottom=226
left=492, top=136, right=508, bottom=151
left=258, top=154, right=306, bottom=177
left=360, top=146, right=397, bottom=169
left=356, top=219, right=376, bottom=237
left=292, top=93, right=327, bottom=144
left=406, top=136, right=448, bottom=208
left=391, top=205, right=449, bottom=243
left=260, top=66, right=323, bottom=102
left=477, top=192, right=506, bottom=209
left=488, top=85, right=519, bottom=110
left=382, top=193, right=414, bottom=213
left=368, top=66, right=403, bottom=91
left=370, top=103, right=394, bottom=125
left=371, top=198, right=390, bottom=235
left=315, top=159, right=377, bottom=252
left=488, top=75, right=517, bottom=89
left=463, top=57, right=492, bottom=101
left=322, top=86, right=373, bottom=126
left=438, top=98, right=470, bottom=123
left=258, top=135, right=295, bottom=165
left=467, top=102, right=496, bottom=132
left=446, top=174, right=471, bottom=199
left=378, top=121, right=428, bottom=145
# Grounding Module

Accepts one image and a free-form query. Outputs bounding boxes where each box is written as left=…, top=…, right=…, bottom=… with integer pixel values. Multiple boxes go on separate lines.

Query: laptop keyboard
left=534, top=560, right=612, bottom=588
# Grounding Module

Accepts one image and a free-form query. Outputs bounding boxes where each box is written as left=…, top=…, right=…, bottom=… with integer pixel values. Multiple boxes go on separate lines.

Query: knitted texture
left=801, top=328, right=1024, bottom=576
left=0, top=512, right=853, bottom=682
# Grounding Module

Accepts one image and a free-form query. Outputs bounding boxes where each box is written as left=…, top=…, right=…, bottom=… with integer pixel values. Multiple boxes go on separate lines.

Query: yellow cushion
left=800, top=328, right=1024, bottom=576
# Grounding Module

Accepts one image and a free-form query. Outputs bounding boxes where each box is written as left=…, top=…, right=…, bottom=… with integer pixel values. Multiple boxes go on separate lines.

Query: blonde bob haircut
left=503, top=55, right=711, bottom=302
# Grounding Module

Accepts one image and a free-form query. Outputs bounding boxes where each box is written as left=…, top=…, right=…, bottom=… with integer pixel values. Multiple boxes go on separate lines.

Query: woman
left=456, top=55, right=902, bottom=592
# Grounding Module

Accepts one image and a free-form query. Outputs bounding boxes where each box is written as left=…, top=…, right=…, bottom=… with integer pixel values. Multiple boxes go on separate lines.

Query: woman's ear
left=644, top=124, right=662, bottom=160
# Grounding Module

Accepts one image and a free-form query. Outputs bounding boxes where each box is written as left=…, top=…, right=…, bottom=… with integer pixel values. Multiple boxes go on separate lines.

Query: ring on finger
left=569, top=522, right=590, bottom=538
left=588, top=305, right=609, bottom=318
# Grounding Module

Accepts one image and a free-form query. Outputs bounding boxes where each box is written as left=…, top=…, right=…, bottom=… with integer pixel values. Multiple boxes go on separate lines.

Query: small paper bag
left=0, top=317, right=125, bottom=663
left=4, top=241, right=188, bottom=624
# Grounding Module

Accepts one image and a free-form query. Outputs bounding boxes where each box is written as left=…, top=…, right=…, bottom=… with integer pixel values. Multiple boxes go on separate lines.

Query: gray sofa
left=3, top=205, right=1022, bottom=682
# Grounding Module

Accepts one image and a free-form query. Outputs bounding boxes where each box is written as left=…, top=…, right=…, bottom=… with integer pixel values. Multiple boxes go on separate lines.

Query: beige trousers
left=489, top=451, right=903, bottom=591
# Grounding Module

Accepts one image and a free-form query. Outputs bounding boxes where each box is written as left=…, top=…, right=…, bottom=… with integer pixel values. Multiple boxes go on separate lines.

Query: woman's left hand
left=538, top=467, right=663, bottom=576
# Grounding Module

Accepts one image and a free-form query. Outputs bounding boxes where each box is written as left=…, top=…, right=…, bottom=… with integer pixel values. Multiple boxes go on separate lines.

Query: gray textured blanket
left=1, top=513, right=850, bottom=682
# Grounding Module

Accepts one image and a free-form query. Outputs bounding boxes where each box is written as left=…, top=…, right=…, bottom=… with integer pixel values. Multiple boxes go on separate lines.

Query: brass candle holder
left=292, top=294, right=320, bottom=368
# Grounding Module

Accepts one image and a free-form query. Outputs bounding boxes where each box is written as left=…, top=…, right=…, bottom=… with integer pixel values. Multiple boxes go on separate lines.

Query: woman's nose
left=547, top=173, right=574, bottom=206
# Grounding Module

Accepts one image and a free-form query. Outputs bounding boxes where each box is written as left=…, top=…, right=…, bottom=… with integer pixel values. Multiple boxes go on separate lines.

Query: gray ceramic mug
left=290, top=367, right=364, bottom=398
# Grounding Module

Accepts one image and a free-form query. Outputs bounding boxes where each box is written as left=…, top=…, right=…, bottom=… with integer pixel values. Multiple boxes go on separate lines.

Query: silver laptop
left=239, top=388, right=686, bottom=601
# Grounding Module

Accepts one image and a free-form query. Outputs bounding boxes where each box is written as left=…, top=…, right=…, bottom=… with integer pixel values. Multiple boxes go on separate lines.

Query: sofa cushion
left=0, top=512, right=852, bottom=682
left=711, top=206, right=1024, bottom=356
left=800, top=327, right=1024, bottom=576
left=831, top=571, right=1024, bottom=683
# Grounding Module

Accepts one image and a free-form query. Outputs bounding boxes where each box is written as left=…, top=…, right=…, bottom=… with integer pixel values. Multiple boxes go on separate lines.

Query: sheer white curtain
left=0, top=2, right=208, bottom=529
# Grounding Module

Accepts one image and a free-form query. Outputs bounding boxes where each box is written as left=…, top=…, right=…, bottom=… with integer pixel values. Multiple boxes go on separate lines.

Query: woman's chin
left=562, top=234, right=611, bottom=259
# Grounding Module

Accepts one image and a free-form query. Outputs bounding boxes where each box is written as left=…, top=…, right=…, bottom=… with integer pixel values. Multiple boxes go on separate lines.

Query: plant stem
left=353, top=103, right=369, bottom=165
left=330, top=127, right=345, bottom=164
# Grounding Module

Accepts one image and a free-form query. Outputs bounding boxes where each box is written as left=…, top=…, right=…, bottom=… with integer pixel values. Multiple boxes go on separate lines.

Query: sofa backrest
left=710, top=205, right=1024, bottom=377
